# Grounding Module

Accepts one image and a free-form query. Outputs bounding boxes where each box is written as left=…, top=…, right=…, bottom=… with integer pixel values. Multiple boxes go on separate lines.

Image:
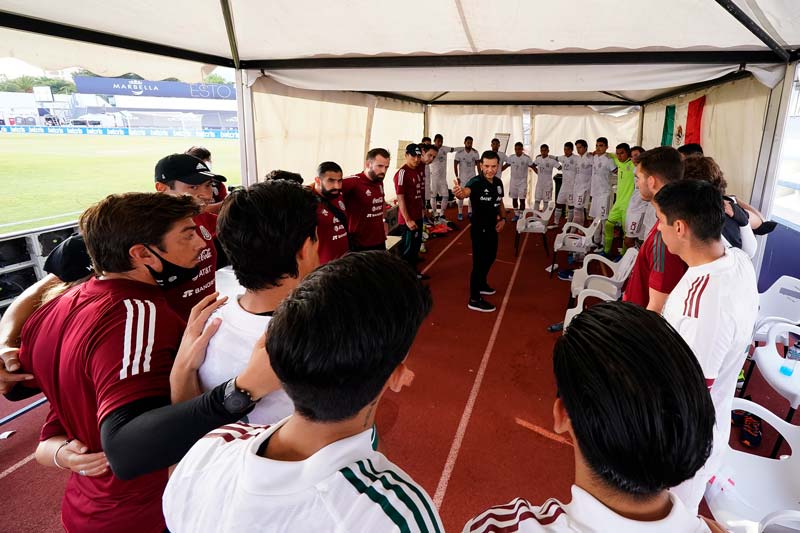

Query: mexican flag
left=661, top=96, right=706, bottom=147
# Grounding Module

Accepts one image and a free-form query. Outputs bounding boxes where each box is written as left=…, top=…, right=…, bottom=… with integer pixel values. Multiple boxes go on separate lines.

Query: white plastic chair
left=752, top=322, right=800, bottom=457
left=705, top=397, right=800, bottom=533
left=515, top=202, right=556, bottom=256
left=570, top=248, right=638, bottom=302
left=563, top=289, right=614, bottom=329
left=739, top=276, right=800, bottom=397
left=548, top=218, right=603, bottom=277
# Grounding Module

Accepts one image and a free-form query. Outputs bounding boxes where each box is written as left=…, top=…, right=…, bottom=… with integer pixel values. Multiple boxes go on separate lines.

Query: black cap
left=405, top=143, right=422, bottom=156
left=154, top=153, right=227, bottom=185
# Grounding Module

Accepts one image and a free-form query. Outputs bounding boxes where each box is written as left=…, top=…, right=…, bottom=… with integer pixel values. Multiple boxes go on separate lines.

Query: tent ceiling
left=0, top=0, right=798, bottom=104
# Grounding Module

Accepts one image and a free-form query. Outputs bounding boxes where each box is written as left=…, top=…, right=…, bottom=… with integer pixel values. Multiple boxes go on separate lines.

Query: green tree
left=203, top=73, right=231, bottom=85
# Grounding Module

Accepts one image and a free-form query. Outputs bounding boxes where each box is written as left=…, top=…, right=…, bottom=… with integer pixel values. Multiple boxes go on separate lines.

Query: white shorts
left=589, top=193, right=610, bottom=220
left=509, top=176, right=528, bottom=199
left=430, top=176, right=449, bottom=199
left=573, top=180, right=591, bottom=209
left=534, top=176, right=553, bottom=203
left=557, top=174, right=576, bottom=206
left=625, top=193, right=649, bottom=238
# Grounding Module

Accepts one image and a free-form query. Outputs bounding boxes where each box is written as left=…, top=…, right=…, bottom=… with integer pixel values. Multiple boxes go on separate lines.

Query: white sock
left=553, top=208, right=563, bottom=224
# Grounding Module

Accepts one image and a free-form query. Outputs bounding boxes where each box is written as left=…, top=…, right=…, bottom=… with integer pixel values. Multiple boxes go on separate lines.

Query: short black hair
left=421, top=136, right=432, bottom=143
left=631, top=145, right=645, bottom=153
left=265, top=169, right=303, bottom=184
left=654, top=179, right=724, bottom=243
left=575, top=139, right=588, bottom=149
left=185, top=146, right=211, bottom=161
left=422, top=143, right=439, bottom=153
left=434, top=134, right=443, bottom=142
left=491, top=138, right=500, bottom=143
left=597, top=137, right=609, bottom=146
left=616, top=143, right=631, bottom=154
left=540, top=144, right=549, bottom=150
left=480, top=150, right=500, bottom=163
left=514, top=142, right=523, bottom=148
left=678, top=143, right=704, bottom=157
left=556, top=301, right=714, bottom=497
left=637, top=146, right=684, bottom=184
left=465, top=136, right=473, bottom=142
left=317, top=161, right=343, bottom=176
left=564, top=141, right=574, bottom=149
left=367, top=147, right=390, bottom=160
left=267, top=252, right=433, bottom=422
left=217, top=180, right=318, bottom=290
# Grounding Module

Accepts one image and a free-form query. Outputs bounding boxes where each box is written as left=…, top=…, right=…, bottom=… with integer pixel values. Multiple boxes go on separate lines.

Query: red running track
left=0, top=207, right=792, bottom=532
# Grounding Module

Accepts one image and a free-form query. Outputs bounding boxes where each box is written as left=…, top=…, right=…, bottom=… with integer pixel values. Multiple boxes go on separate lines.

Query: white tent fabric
left=642, top=76, right=772, bottom=200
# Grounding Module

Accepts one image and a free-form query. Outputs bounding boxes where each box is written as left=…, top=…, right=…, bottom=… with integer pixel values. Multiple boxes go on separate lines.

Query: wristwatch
left=223, top=378, right=256, bottom=414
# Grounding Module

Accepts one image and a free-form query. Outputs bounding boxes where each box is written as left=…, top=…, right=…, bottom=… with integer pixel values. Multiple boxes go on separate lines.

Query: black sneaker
left=480, top=286, right=496, bottom=295
left=468, top=299, right=496, bottom=312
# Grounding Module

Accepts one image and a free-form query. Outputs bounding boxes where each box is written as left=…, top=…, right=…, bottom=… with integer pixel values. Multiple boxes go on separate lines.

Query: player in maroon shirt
left=623, top=146, right=687, bottom=312
left=312, top=161, right=350, bottom=265
left=394, top=144, right=428, bottom=278
left=341, top=147, right=390, bottom=251
left=16, top=193, right=280, bottom=533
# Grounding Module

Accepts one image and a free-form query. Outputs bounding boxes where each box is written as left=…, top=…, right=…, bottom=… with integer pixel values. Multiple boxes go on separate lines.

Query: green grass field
left=0, top=134, right=241, bottom=235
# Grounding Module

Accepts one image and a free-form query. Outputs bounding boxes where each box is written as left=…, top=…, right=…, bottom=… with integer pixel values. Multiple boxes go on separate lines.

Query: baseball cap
left=405, top=143, right=422, bottom=156
left=154, top=153, right=227, bottom=185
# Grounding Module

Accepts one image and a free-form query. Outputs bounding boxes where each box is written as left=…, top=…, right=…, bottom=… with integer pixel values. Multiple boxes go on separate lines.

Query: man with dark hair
left=265, top=169, right=304, bottom=184
left=603, top=142, right=635, bottom=256
left=164, top=252, right=442, bottom=532
left=394, top=144, right=428, bottom=277
left=532, top=144, right=559, bottom=211
left=623, top=145, right=648, bottom=248
left=572, top=139, right=593, bottom=226
left=589, top=137, right=618, bottom=245
left=506, top=141, right=535, bottom=220
left=421, top=136, right=432, bottom=144
left=18, top=193, right=279, bottom=532
left=454, top=136, right=480, bottom=220
left=490, top=137, right=508, bottom=184
left=341, top=148, right=391, bottom=251
left=678, top=143, right=704, bottom=159
left=554, top=141, right=579, bottom=226
left=311, top=161, right=350, bottom=265
left=420, top=143, right=439, bottom=223
left=464, top=301, right=723, bottom=533
left=430, top=134, right=456, bottom=221
left=454, top=150, right=507, bottom=312
left=623, top=146, right=687, bottom=313
left=185, top=146, right=227, bottom=207
left=171, top=180, right=320, bottom=426
left=655, top=179, right=758, bottom=512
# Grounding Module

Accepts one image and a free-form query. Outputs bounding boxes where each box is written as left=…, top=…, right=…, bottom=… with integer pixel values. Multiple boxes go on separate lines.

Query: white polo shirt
left=557, top=154, right=579, bottom=179
left=463, top=486, right=714, bottom=532
left=455, top=148, right=480, bottom=183
left=430, top=145, right=455, bottom=182
left=575, top=153, right=594, bottom=189
left=198, top=295, right=293, bottom=425
left=163, top=420, right=444, bottom=533
left=533, top=155, right=560, bottom=181
left=495, top=150, right=507, bottom=178
left=590, top=153, right=617, bottom=197
left=663, top=247, right=758, bottom=505
left=506, top=153, right=533, bottom=182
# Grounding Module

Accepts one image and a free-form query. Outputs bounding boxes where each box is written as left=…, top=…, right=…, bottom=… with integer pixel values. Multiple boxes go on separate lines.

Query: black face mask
left=144, top=245, right=200, bottom=289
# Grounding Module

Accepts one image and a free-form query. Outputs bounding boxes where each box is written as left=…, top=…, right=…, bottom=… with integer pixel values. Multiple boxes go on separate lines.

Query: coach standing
left=454, top=151, right=506, bottom=313
left=341, top=148, right=391, bottom=252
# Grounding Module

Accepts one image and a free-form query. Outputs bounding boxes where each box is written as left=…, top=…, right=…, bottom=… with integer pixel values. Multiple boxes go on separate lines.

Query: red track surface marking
left=432, top=233, right=529, bottom=508
left=0, top=453, right=35, bottom=480
left=514, top=418, right=574, bottom=447
left=421, top=223, right=471, bottom=275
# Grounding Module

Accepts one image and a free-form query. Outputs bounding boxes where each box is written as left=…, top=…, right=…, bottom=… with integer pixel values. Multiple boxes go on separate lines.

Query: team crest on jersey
left=366, top=189, right=372, bottom=197
left=338, top=200, right=345, bottom=210
left=321, top=208, right=329, bottom=216
left=497, top=186, right=502, bottom=194
left=199, top=225, right=212, bottom=240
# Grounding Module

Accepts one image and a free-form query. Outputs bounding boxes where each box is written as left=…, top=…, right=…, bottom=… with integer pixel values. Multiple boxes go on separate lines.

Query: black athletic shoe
left=480, top=286, right=496, bottom=295
left=468, top=298, right=496, bottom=312
left=753, top=220, right=778, bottom=236
left=547, top=321, right=564, bottom=333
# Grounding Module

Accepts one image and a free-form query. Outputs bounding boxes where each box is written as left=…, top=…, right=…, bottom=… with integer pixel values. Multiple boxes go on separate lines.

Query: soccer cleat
left=457, top=213, right=464, bottom=221
left=740, top=413, right=763, bottom=448
left=736, top=369, right=746, bottom=390
left=512, top=215, right=519, bottom=222
left=420, top=243, right=427, bottom=253
left=557, top=270, right=574, bottom=281
left=547, top=321, right=564, bottom=333
left=480, top=286, right=496, bottom=295
left=731, top=395, right=751, bottom=426
left=468, top=298, right=496, bottom=312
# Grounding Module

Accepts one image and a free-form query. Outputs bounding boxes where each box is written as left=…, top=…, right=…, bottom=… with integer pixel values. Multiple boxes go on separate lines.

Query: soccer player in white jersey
left=655, top=179, right=759, bottom=513
left=505, top=141, right=535, bottom=220
left=464, top=302, right=724, bottom=533
left=554, top=141, right=579, bottom=227
left=170, top=180, right=320, bottom=425
left=164, top=252, right=442, bottom=533
left=623, top=145, right=648, bottom=249
left=589, top=137, right=618, bottom=245
left=572, top=139, right=593, bottom=226
left=454, top=136, right=481, bottom=220
left=532, top=144, right=559, bottom=211
left=430, top=134, right=456, bottom=221
left=420, top=142, right=438, bottom=222
left=490, top=137, right=508, bottom=184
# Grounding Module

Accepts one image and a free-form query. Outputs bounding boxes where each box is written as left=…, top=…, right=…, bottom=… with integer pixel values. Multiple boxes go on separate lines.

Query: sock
left=567, top=207, right=574, bottom=223
left=553, top=207, right=563, bottom=225
left=604, top=220, right=616, bottom=254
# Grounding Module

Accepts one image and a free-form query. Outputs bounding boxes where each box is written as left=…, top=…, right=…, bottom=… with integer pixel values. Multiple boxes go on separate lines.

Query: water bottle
left=779, top=341, right=800, bottom=376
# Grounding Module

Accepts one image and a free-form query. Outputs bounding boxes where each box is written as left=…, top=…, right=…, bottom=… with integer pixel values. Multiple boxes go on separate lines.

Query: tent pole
left=713, top=0, right=790, bottom=62
left=423, top=105, right=429, bottom=138
left=750, top=62, right=796, bottom=277
left=637, top=106, right=645, bottom=146
left=235, top=69, right=258, bottom=187
left=364, top=99, right=375, bottom=160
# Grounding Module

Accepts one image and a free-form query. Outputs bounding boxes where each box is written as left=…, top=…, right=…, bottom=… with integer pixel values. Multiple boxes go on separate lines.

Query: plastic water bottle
left=780, top=341, right=800, bottom=376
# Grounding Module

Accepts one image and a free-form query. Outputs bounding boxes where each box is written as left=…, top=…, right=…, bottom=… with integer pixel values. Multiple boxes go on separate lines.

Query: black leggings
left=470, top=226, right=498, bottom=300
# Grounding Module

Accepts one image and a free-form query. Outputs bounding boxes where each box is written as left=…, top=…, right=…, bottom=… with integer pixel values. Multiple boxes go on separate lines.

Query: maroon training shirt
left=340, top=172, right=386, bottom=248
left=18, top=278, right=185, bottom=533
left=314, top=189, right=350, bottom=265
left=623, top=221, right=687, bottom=307
left=394, top=164, right=424, bottom=225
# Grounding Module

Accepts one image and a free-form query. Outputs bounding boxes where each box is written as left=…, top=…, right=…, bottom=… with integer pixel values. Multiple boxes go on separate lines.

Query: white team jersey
left=642, top=203, right=657, bottom=237
left=430, top=145, right=455, bottom=181
left=463, top=486, right=714, bottom=532
left=455, top=149, right=480, bottom=183
left=663, top=247, right=758, bottom=498
left=575, top=153, right=594, bottom=187
left=533, top=155, right=559, bottom=180
left=590, top=154, right=617, bottom=197
left=556, top=154, right=579, bottom=179
left=495, top=150, right=507, bottom=177
left=164, top=420, right=443, bottom=533
left=199, top=296, right=293, bottom=425
left=506, top=153, right=533, bottom=182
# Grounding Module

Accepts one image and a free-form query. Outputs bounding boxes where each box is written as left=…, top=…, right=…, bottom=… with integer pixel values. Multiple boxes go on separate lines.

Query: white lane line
left=515, top=417, right=574, bottom=447
left=433, top=233, right=529, bottom=508
left=0, top=453, right=36, bottom=481
left=0, top=211, right=82, bottom=229
left=421, top=224, right=471, bottom=275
